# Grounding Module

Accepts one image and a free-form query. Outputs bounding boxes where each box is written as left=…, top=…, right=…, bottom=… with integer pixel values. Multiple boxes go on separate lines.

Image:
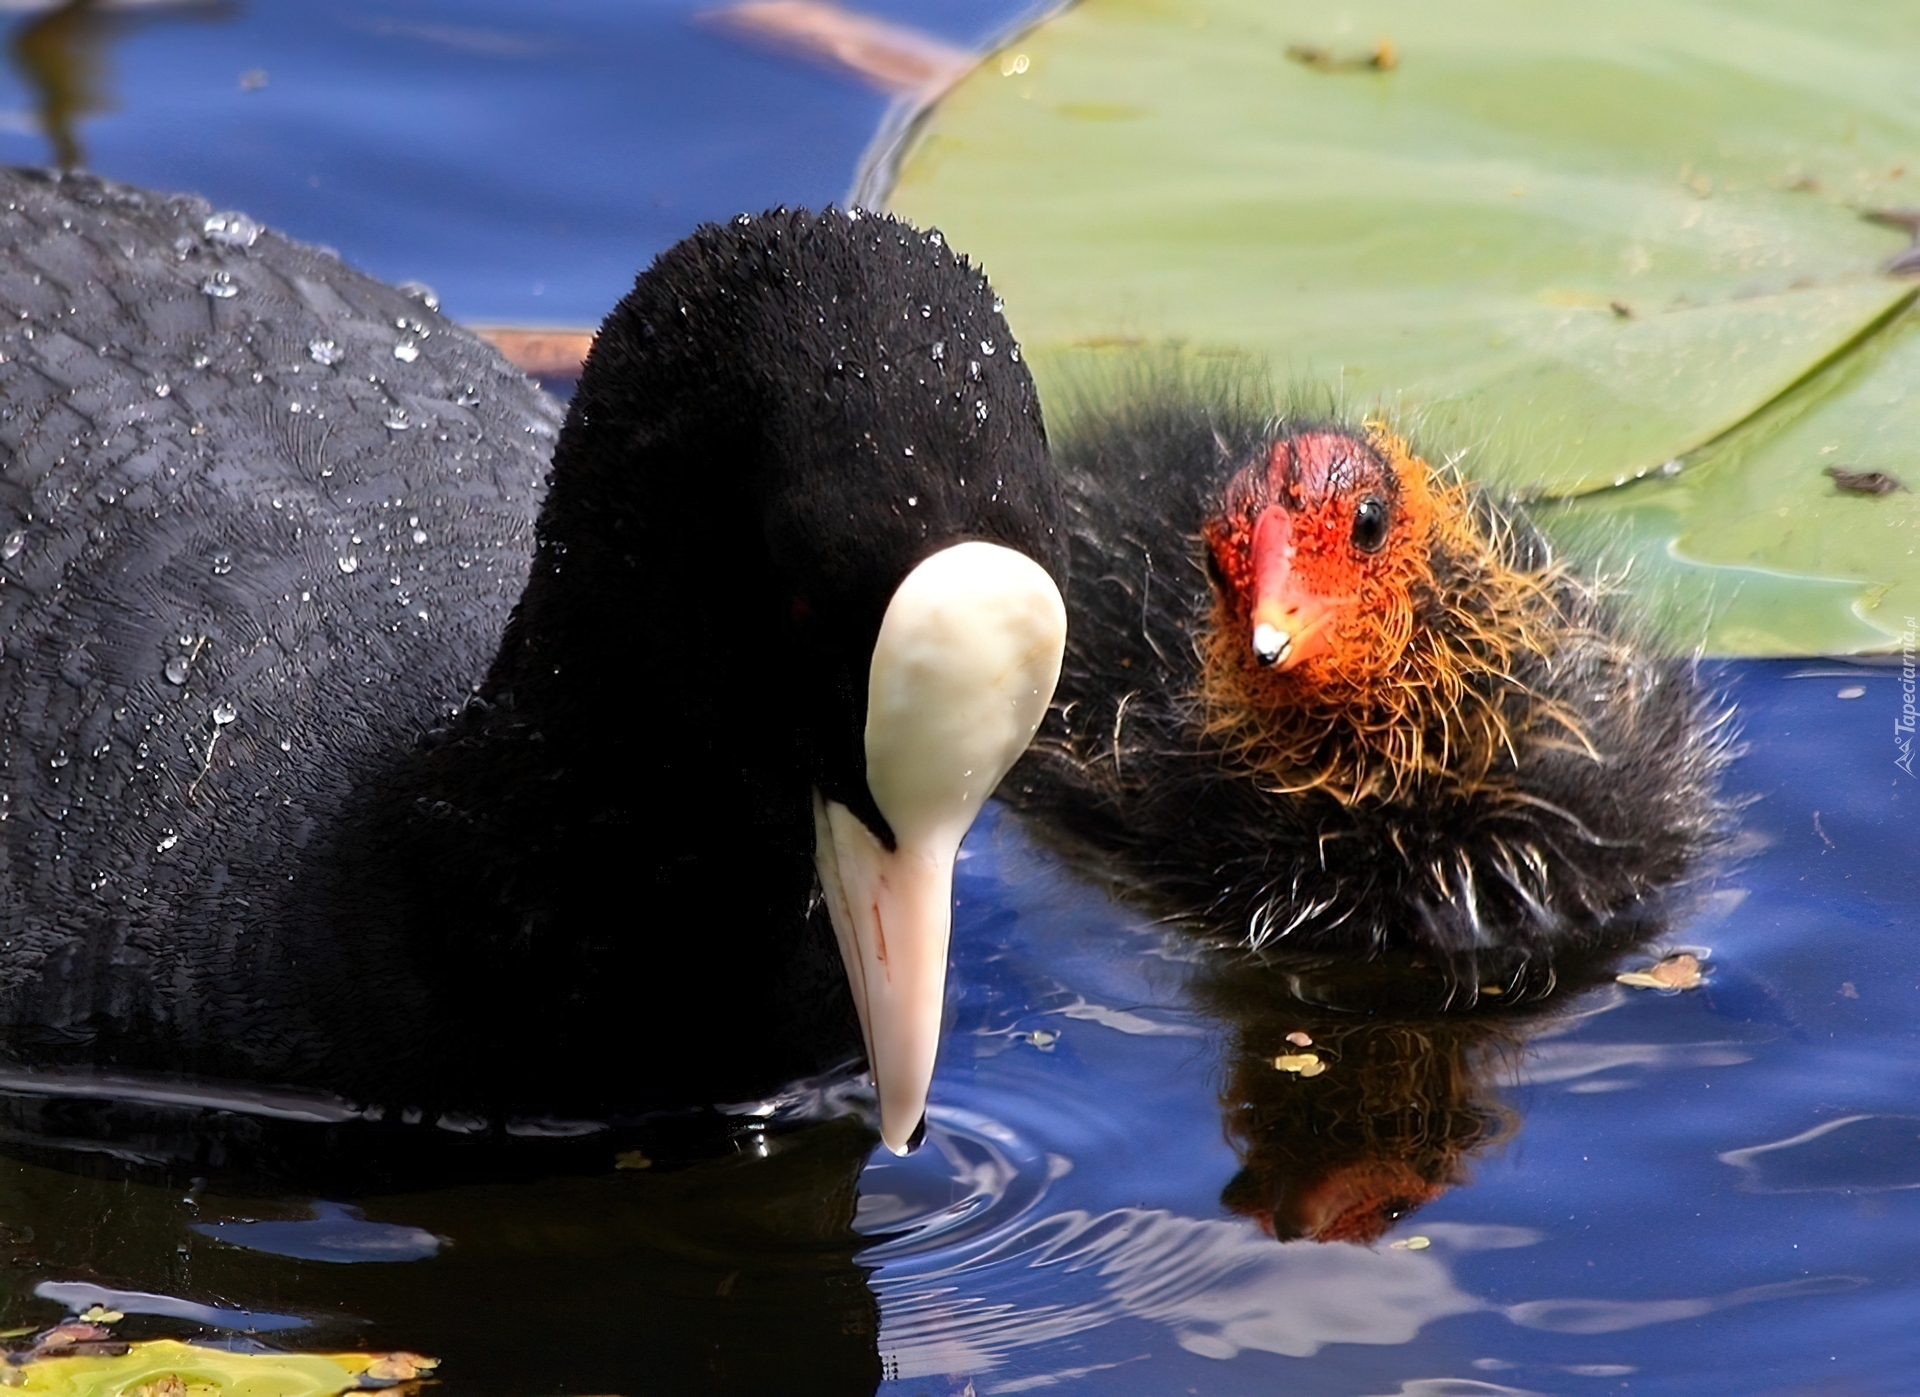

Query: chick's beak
left=1249, top=505, right=1335, bottom=671
left=813, top=541, right=1066, bottom=1154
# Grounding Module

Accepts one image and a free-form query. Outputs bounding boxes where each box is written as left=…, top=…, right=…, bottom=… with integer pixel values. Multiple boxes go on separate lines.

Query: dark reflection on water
left=0, top=662, right=1911, bottom=1394
left=0, top=1117, right=885, bottom=1394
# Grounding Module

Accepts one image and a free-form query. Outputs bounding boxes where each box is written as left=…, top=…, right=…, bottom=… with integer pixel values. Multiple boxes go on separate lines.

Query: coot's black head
left=510, top=208, right=1065, bottom=819
left=492, top=209, right=1068, bottom=1152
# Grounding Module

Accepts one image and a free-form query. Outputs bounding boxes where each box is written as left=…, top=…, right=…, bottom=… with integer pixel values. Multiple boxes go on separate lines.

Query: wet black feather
left=0, top=171, right=1064, bottom=1120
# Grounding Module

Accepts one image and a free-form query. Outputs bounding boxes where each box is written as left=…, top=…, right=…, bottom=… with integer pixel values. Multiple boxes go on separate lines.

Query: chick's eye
left=1351, top=496, right=1391, bottom=553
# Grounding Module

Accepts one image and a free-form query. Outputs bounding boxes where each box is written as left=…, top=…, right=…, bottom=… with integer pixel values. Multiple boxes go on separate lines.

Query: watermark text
left=1898, top=615, right=1917, bottom=778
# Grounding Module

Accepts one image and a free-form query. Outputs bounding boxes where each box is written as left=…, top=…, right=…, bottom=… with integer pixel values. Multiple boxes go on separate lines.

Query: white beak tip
left=881, top=1112, right=929, bottom=1156
left=1252, top=622, right=1292, bottom=666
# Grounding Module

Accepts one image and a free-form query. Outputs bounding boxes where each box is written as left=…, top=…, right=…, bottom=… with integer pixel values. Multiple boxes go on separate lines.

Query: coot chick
left=0, top=169, right=1066, bottom=1156
left=1009, top=377, right=1727, bottom=979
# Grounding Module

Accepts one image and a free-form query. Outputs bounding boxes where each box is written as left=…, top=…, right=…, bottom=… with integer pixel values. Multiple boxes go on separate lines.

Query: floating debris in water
left=4, top=1319, right=126, bottom=1363
left=1285, top=1030, right=1313, bottom=1047
left=1389, top=1235, right=1432, bottom=1251
left=1, top=1331, right=436, bottom=1395
left=1272, top=1051, right=1326, bottom=1077
left=363, top=1352, right=438, bottom=1383
left=1618, top=951, right=1705, bottom=992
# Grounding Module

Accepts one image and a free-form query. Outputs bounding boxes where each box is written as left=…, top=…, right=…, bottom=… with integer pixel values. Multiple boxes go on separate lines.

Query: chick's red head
left=1203, top=426, right=1442, bottom=689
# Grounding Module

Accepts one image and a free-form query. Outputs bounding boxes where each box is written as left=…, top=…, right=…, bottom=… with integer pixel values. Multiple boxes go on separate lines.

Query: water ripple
left=857, top=1102, right=1062, bottom=1267
left=875, top=1208, right=1481, bottom=1379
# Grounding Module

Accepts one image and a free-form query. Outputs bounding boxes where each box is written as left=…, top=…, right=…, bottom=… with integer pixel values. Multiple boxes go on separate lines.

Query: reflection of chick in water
left=1198, top=951, right=1622, bottom=1244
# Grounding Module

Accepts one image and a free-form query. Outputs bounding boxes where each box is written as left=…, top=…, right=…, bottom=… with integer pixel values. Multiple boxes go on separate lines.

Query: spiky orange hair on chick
left=1199, top=423, right=1591, bottom=805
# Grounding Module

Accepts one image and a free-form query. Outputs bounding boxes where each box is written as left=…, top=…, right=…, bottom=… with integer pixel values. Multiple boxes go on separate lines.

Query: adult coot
left=0, top=169, right=1066, bottom=1156
left=1009, top=379, right=1727, bottom=981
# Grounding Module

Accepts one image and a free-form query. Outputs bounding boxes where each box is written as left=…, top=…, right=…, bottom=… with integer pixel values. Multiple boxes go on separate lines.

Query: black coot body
left=1007, top=385, right=1728, bottom=981
left=0, top=168, right=1063, bottom=1130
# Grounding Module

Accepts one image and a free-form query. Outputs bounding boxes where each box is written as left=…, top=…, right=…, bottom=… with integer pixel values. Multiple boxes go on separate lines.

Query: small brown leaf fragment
left=7, top=1321, right=130, bottom=1367
left=34, top=1322, right=111, bottom=1351
left=132, top=1376, right=187, bottom=1397
left=363, top=1352, right=438, bottom=1382
left=1825, top=465, right=1909, bottom=495
left=1285, top=39, right=1396, bottom=73
left=1617, top=952, right=1703, bottom=992
left=1609, top=299, right=1633, bottom=318
left=614, top=1149, right=652, bottom=1170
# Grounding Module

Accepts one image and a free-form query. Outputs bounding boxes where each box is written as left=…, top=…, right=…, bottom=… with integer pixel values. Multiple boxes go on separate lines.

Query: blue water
left=848, top=662, right=1918, bottom=1396
left=0, top=4, right=1914, bottom=1395
left=0, top=0, right=1029, bottom=324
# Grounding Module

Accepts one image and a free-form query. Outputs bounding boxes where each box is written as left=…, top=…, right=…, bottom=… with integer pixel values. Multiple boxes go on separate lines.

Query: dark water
left=0, top=4, right=1915, bottom=1395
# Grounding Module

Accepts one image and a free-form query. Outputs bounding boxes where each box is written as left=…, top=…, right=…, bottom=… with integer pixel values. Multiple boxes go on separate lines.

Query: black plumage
left=0, top=168, right=1064, bottom=1131
left=1006, top=378, right=1729, bottom=982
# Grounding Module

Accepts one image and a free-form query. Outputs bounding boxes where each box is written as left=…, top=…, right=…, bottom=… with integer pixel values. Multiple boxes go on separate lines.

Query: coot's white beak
left=813, top=540, right=1065, bottom=1155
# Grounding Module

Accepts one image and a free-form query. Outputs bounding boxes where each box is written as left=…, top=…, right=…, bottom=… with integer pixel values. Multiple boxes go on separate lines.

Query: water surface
left=0, top=6, right=1912, bottom=1394
left=0, top=661, right=1911, bottom=1395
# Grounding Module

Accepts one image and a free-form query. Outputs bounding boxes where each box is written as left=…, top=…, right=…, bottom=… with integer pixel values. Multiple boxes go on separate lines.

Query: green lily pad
left=881, top=0, right=1920, bottom=652
left=1550, top=302, right=1920, bottom=648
